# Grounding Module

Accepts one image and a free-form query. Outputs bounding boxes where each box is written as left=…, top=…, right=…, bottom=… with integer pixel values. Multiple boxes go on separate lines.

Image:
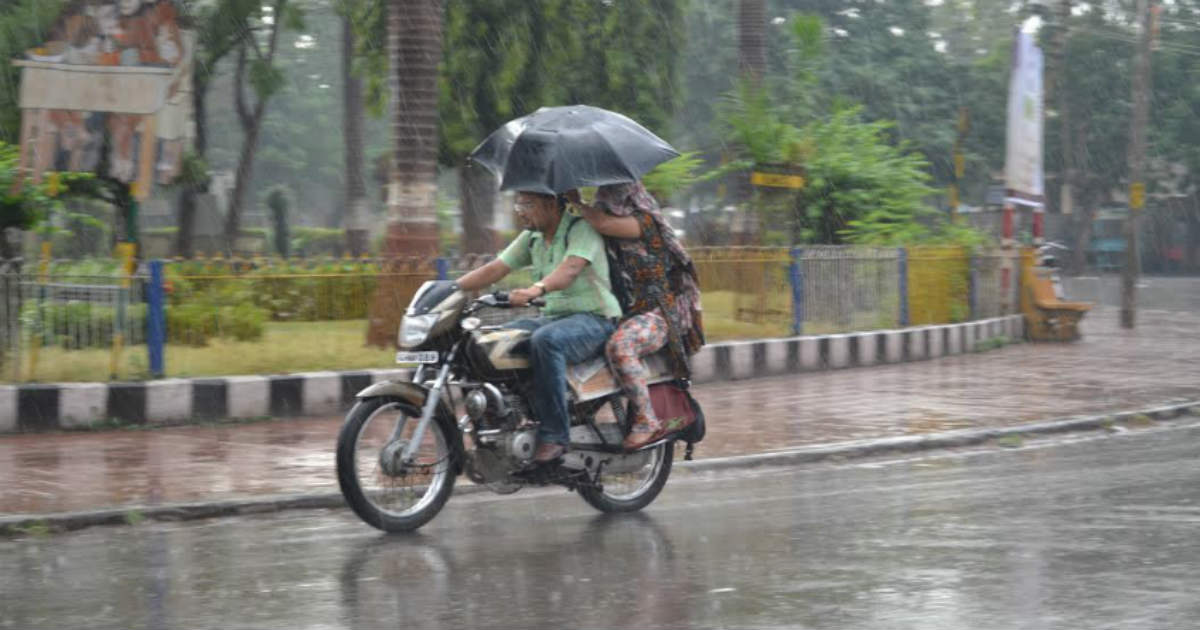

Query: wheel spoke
left=353, top=403, right=449, bottom=519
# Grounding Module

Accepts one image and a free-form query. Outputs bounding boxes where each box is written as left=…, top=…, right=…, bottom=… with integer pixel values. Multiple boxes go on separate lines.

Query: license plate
left=395, top=351, right=439, bottom=364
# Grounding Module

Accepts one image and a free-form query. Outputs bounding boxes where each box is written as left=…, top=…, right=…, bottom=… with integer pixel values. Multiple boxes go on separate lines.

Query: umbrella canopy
left=469, top=105, right=679, bottom=195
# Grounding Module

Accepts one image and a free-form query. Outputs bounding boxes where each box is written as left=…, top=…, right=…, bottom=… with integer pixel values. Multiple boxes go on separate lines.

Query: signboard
left=1129, top=182, right=1145, bottom=210
left=1003, top=31, right=1045, bottom=208
left=13, top=0, right=193, bottom=200
left=750, top=164, right=806, bottom=190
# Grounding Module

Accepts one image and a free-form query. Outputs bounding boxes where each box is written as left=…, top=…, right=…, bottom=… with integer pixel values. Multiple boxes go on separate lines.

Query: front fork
left=396, top=345, right=459, bottom=463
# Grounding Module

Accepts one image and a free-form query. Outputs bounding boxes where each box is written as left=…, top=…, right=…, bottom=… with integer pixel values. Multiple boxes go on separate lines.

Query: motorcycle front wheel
left=578, top=441, right=673, bottom=513
left=336, top=396, right=456, bottom=532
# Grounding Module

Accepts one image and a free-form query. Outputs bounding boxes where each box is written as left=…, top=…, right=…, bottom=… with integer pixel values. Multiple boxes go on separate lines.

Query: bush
left=291, top=227, right=345, bottom=257
left=166, top=302, right=267, bottom=346
left=165, top=258, right=386, bottom=322
left=20, top=301, right=147, bottom=349
left=224, top=302, right=267, bottom=341
left=267, top=186, right=291, bottom=257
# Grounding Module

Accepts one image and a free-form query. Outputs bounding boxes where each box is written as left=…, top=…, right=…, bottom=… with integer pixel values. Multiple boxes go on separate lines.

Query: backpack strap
left=561, top=214, right=583, bottom=250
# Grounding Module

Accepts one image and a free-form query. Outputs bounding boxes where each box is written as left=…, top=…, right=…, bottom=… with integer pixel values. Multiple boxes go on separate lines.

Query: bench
left=1022, top=265, right=1091, bottom=342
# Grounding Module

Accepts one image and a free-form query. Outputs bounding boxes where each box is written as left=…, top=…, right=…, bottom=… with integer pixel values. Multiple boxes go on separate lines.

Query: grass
left=5, top=520, right=51, bottom=538
left=5, top=290, right=917, bottom=382
left=973, top=336, right=1012, bottom=352
left=12, top=320, right=395, bottom=382
left=995, top=434, right=1024, bottom=448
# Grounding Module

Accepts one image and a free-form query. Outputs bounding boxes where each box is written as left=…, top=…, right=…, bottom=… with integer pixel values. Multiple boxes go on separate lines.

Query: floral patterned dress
left=595, top=187, right=703, bottom=438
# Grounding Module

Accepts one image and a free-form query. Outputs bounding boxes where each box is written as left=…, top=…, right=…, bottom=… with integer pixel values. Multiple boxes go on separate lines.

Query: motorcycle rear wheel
left=336, top=396, right=456, bottom=532
left=578, top=441, right=673, bottom=513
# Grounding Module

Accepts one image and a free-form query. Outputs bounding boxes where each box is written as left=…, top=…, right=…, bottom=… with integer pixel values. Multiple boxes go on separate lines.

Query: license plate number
left=395, top=351, right=439, bottom=364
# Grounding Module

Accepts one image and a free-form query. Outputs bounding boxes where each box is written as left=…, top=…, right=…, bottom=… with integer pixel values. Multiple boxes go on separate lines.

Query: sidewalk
left=2, top=307, right=1198, bottom=518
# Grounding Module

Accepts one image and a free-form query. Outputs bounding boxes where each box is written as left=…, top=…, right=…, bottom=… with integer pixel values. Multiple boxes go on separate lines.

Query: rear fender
left=353, top=380, right=464, bottom=474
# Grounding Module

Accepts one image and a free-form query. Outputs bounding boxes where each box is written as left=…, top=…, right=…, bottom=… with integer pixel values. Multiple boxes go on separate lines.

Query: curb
left=3, top=396, right=1194, bottom=537
left=0, top=315, right=1024, bottom=433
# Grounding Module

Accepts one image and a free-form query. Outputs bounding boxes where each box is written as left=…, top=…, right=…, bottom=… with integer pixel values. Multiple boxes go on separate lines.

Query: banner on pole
left=1004, top=31, right=1045, bottom=208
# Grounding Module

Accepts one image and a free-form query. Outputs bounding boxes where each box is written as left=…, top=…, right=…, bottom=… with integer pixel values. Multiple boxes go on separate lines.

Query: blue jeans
left=504, top=313, right=616, bottom=445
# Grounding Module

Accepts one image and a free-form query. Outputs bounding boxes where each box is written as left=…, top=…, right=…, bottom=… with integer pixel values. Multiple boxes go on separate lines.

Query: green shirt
left=498, top=214, right=622, bottom=319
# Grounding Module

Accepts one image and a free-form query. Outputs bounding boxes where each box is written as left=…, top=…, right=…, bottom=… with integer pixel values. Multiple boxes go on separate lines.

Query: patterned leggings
left=606, top=310, right=669, bottom=429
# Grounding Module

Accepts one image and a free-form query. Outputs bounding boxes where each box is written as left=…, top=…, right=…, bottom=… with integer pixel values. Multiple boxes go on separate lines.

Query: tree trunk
left=737, top=0, right=766, bottom=82
left=225, top=0, right=287, bottom=257
left=177, top=72, right=209, bottom=258
left=1122, top=0, right=1153, bottom=329
left=1070, top=186, right=1098, bottom=274
left=384, top=0, right=442, bottom=250
left=730, top=0, right=766, bottom=245
left=459, top=160, right=495, bottom=254
left=367, top=0, right=445, bottom=347
left=224, top=119, right=262, bottom=254
left=1187, top=205, right=1200, bottom=273
left=1049, top=0, right=1077, bottom=223
left=342, top=13, right=369, bottom=257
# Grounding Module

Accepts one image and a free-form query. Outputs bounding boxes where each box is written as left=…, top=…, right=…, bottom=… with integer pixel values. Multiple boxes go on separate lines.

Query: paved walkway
left=2, top=307, right=1198, bottom=516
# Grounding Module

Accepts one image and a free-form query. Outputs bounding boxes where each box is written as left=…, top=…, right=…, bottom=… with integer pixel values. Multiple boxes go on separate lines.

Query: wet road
left=4, top=306, right=1200, bottom=515
left=4, top=423, right=1200, bottom=629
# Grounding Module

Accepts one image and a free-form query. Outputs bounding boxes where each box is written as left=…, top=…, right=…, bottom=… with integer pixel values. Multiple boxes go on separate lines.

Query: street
left=4, top=421, right=1200, bottom=629
left=4, top=306, right=1200, bottom=516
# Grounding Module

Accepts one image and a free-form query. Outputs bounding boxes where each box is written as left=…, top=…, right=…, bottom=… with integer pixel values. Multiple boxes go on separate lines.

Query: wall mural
left=15, top=0, right=192, bottom=199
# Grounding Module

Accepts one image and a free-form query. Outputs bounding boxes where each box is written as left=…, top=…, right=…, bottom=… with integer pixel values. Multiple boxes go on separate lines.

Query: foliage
left=20, top=301, right=147, bottom=349
left=165, top=257, right=382, bottom=322
left=0, top=141, right=101, bottom=248
left=0, top=141, right=42, bottom=233
left=168, top=302, right=267, bottom=345
left=266, top=185, right=291, bottom=257
left=641, top=152, right=708, bottom=202
left=804, top=109, right=941, bottom=245
left=0, top=0, right=67, bottom=143
left=718, top=81, right=803, bottom=166
left=289, top=226, right=344, bottom=257
left=713, top=14, right=957, bottom=247
left=435, top=0, right=686, bottom=163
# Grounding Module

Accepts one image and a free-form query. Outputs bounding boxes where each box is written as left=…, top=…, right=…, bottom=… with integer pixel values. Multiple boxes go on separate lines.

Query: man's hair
left=518, top=191, right=567, bottom=213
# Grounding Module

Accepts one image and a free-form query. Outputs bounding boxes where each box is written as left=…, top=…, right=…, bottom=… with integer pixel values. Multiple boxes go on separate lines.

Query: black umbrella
left=469, top=105, right=680, bottom=195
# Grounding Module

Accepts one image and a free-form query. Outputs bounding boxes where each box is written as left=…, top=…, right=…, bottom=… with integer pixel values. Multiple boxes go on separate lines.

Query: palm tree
left=383, top=0, right=441, bottom=255
left=367, top=0, right=444, bottom=346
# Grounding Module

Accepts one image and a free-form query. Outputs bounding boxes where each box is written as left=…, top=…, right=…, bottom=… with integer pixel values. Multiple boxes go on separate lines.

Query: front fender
left=353, top=380, right=464, bottom=474
left=355, top=380, right=429, bottom=404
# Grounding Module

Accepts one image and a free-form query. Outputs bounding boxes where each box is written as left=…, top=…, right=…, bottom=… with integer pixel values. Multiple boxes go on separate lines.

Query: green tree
left=176, top=0, right=265, bottom=257
left=436, top=0, right=687, bottom=252
left=224, top=0, right=304, bottom=254
left=0, top=0, right=68, bottom=144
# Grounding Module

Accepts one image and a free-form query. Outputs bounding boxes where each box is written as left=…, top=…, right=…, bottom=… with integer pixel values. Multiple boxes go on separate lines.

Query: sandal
left=642, top=415, right=694, bottom=445
left=623, top=415, right=663, bottom=450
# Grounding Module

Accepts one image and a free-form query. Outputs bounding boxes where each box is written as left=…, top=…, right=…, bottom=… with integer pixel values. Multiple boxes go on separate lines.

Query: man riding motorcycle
left=454, top=190, right=621, bottom=463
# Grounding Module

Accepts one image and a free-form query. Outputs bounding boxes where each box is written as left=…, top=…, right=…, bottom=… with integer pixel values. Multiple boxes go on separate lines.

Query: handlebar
left=475, top=290, right=545, bottom=309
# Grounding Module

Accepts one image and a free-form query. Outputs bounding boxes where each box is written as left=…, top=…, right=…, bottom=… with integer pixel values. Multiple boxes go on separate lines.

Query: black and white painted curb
left=2, top=396, right=1195, bottom=536
left=0, top=315, right=1023, bottom=433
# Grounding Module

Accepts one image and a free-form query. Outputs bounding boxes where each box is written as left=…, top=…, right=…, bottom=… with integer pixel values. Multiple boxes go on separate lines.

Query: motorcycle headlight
left=398, top=313, right=439, bottom=348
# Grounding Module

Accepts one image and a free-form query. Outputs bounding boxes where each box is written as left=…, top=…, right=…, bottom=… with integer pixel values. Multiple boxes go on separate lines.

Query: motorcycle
left=336, top=280, right=695, bottom=533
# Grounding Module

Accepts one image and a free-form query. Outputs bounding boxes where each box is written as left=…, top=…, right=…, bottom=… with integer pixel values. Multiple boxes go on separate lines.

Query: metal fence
left=1, top=247, right=1021, bottom=383
left=1, top=259, right=146, bottom=382
left=797, top=246, right=901, bottom=334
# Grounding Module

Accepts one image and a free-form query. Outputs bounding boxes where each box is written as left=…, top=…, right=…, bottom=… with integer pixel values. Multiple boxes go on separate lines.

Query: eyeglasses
left=514, top=200, right=537, bottom=214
